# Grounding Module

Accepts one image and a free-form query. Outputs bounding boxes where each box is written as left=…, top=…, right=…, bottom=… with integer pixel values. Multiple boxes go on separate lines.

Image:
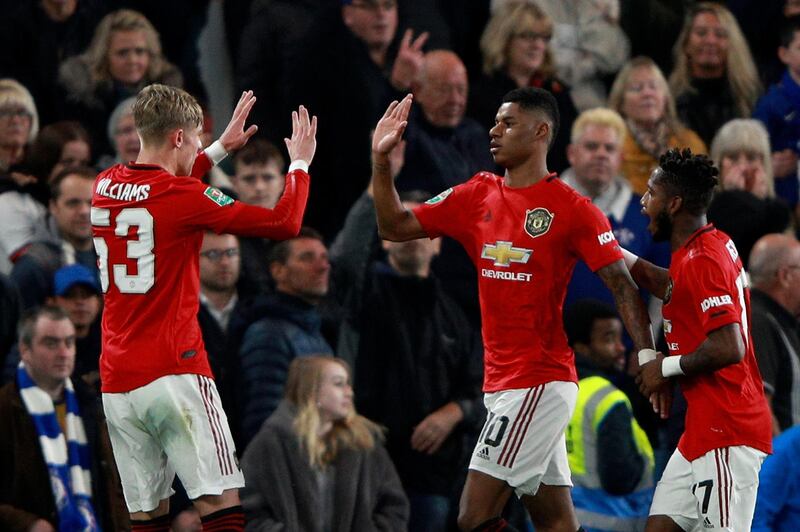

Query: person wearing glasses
left=469, top=0, right=577, bottom=174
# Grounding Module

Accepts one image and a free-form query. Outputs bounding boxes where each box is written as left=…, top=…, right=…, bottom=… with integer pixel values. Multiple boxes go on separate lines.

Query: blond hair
left=132, top=84, right=203, bottom=146
left=608, top=56, right=681, bottom=133
left=669, top=3, right=761, bottom=117
left=285, top=356, right=383, bottom=468
left=571, top=108, right=626, bottom=144
left=84, top=9, right=171, bottom=86
left=710, top=118, right=775, bottom=197
left=0, top=78, right=39, bottom=142
left=480, top=1, right=555, bottom=78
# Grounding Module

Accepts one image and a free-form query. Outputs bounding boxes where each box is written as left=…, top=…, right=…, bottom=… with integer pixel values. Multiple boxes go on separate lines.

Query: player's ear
left=170, top=128, right=184, bottom=149
left=667, top=195, right=683, bottom=215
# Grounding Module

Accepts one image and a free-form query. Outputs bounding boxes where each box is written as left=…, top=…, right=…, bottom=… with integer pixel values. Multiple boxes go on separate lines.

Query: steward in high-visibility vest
left=567, top=360, right=655, bottom=532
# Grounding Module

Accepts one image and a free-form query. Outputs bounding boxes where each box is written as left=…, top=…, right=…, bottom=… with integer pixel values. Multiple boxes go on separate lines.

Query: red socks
left=201, top=505, right=245, bottom=531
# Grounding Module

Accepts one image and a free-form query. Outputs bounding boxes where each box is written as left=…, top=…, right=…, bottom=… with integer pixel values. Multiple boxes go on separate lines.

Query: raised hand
left=219, top=90, right=259, bottom=152
left=390, top=29, right=429, bottom=90
left=284, top=105, right=318, bottom=164
left=372, top=94, right=413, bottom=156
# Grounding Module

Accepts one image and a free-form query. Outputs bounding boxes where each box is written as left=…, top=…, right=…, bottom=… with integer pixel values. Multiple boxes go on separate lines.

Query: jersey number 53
left=91, top=207, right=155, bottom=294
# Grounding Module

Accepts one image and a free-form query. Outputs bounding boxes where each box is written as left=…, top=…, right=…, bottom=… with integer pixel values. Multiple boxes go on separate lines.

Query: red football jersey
left=413, top=172, right=623, bottom=392
left=92, top=159, right=309, bottom=393
left=662, top=225, right=772, bottom=460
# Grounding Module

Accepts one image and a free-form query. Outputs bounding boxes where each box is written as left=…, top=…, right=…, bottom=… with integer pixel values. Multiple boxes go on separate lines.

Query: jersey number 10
left=91, top=207, right=155, bottom=294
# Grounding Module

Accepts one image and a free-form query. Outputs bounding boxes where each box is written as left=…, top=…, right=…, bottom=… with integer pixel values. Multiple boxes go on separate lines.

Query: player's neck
left=136, top=146, right=179, bottom=175
left=504, top=160, right=550, bottom=188
left=671, top=215, right=708, bottom=251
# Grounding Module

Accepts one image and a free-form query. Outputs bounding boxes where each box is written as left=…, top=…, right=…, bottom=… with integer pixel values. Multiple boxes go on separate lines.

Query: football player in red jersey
left=371, top=89, right=656, bottom=531
left=93, top=85, right=317, bottom=532
left=628, top=148, right=772, bottom=531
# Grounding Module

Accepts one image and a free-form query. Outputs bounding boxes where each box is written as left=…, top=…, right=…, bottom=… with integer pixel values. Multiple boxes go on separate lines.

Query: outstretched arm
left=371, top=95, right=427, bottom=242
left=597, top=260, right=655, bottom=353
left=623, top=248, right=670, bottom=300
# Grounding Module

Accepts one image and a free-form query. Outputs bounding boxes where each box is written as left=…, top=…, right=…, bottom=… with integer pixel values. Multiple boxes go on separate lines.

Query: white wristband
left=621, top=248, right=639, bottom=270
left=638, top=348, right=658, bottom=365
left=288, top=159, right=309, bottom=173
left=205, top=140, right=228, bottom=165
left=662, top=356, right=684, bottom=378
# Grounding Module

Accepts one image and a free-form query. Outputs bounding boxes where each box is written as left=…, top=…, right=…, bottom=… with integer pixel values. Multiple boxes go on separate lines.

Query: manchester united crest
left=524, top=208, right=554, bottom=238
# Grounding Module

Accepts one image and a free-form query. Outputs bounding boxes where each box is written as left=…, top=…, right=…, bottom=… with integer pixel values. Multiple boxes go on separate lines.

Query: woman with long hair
left=240, top=356, right=409, bottom=531
left=710, top=119, right=776, bottom=199
left=608, top=56, right=706, bottom=195
left=468, top=0, right=577, bottom=173
left=668, top=2, right=762, bottom=145
left=58, top=9, right=182, bottom=158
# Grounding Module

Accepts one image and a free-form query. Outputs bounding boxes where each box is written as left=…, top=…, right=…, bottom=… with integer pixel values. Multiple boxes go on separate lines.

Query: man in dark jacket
left=331, top=189, right=483, bottom=530
left=0, top=306, right=127, bottom=531
left=236, top=228, right=334, bottom=447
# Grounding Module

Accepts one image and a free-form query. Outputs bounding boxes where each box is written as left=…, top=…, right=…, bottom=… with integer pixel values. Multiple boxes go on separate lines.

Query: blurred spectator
left=707, top=189, right=792, bottom=268
left=25, top=121, right=92, bottom=183
left=520, top=0, right=630, bottom=111
left=396, top=0, right=490, bottom=80
left=564, top=300, right=654, bottom=532
left=236, top=228, right=334, bottom=447
left=753, top=16, right=800, bottom=210
left=669, top=2, right=761, bottom=146
left=394, top=50, right=496, bottom=327
left=752, top=425, right=800, bottom=532
left=0, top=306, right=128, bottom=532
left=710, top=119, right=776, bottom=200
left=58, top=9, right=183, bottom=158
left=469, top=0, right=577, bottom=173
left=2, top=265, right=103, bottom=390
left=562, top=108, right=670, bottom=319
left=95, top=96, right=138, bottom=170
left=619, top=0, right=687, bottom=74
left=229, top=139, right=287, bottom=295
left=0, top=0, right=106, bottom=125
left=198, top=232, right=245, bottom=447
left=331, top=189, right=483, bottom=531
left=235, top=0, right=328, bottom=149
left=608, top=56, right=706, bottom=195
left=749, top=234, right=800, bottom=434
left=10, top=167, right=97, bottom=311
left=0, top=79, right=42, bottom=274
left=0, top=273, right=20, bottom=369
left=240, top=356, right=409, bottom=531
left=284, top=0, right=421, bottom=239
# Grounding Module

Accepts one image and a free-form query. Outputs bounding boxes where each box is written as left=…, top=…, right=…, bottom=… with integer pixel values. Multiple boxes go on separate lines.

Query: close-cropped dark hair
left=232, top=138, right=285, bottom=171
left=49, top=165, right=97, bottom=200
left=268, top=226, right=325, bottom=265
left=564, top=299, right=618, bottom=347
left=18, top=305, right=70, bottom=348
left=656, top=148, right=719, bottom=216
left=502, top=87, right=560, bottom=148
left=780, top=15, right=800, bottom=48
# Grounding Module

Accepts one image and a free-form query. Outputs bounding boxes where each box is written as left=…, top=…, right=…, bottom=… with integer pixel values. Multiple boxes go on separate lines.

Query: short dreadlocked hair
left=656, top=148, right=719, bottom=216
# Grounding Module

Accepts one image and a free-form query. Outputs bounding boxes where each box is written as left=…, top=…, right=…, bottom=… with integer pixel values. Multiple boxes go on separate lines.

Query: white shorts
left=469, top=381, right=578, bottom=497
left=650, top=446, right=766, bottom=531
left=103, top=374, right=244, bottom=513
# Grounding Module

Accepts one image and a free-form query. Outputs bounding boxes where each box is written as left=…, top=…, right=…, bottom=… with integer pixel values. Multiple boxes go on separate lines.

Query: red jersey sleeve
left=683, top=254, right=741, bottom=335
left=189, top=151, right=212, bottom=178
left=569, top=198, right=623, bottom=271
left=176, top=169, right=309, bottom=240
left=412, top=179, right=479, bottom=242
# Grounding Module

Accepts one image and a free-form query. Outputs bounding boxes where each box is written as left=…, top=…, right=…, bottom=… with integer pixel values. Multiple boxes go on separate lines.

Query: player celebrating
left=92, top=85, right=317, bottom=532
left=371, top=89, right=655, bottom=531
left=629, top=148, right=772, bottom=531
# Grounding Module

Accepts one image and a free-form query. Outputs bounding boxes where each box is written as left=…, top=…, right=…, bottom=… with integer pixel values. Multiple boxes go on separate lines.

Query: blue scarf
left=17, top=363, right=100, bottom=532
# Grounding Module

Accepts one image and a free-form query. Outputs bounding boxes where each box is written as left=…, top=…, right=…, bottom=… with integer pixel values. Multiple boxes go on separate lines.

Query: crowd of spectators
left=2, top=0, right=800, bottom=530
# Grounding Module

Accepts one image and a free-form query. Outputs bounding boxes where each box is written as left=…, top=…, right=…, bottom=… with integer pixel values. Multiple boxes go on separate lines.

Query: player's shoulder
left=467, top=171, right=503, bottom=187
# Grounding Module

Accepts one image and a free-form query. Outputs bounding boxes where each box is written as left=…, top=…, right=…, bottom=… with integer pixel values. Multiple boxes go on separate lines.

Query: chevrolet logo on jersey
left=481, top=241, right=532, bottom=267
